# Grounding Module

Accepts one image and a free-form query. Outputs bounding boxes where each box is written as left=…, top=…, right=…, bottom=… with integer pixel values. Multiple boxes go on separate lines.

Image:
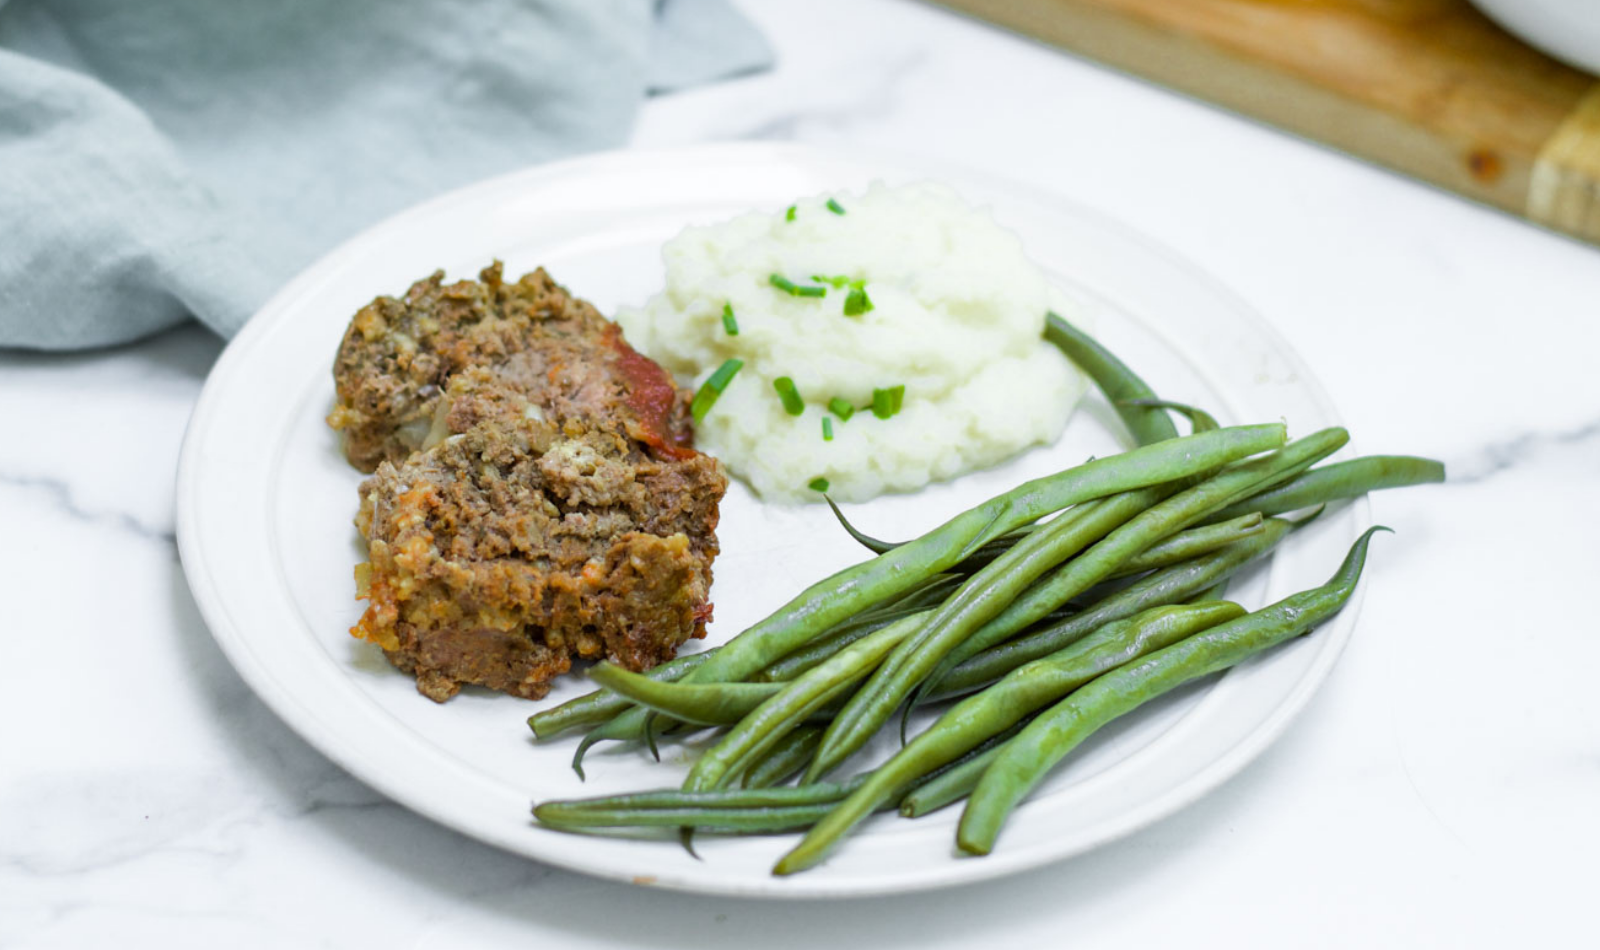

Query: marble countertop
left=6, top=0, right=1598, bottom=946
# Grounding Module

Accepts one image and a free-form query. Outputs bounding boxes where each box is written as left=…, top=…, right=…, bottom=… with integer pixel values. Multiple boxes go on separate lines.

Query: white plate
left=176, top=143, right=1369, bottom=899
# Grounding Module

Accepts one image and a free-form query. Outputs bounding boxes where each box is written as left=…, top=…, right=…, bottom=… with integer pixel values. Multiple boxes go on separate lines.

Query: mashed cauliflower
left=617, top=182, right=1089, bottom=503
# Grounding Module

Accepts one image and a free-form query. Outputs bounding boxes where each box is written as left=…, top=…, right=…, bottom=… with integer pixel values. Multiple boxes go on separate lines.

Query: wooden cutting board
left=931, top=0, right=1600, bottom=245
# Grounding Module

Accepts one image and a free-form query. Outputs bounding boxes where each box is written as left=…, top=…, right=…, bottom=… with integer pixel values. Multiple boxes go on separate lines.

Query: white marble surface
left=5, top=0, right=1599, bottom=945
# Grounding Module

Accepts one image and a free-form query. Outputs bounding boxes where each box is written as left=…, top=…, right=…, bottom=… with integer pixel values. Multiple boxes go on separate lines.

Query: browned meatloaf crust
left=328, top=261, right=697, bottom=473
left=333, top=266, right=726, bottom=703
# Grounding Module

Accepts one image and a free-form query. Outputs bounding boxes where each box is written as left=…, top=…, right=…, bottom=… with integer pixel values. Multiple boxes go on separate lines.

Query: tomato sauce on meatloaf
left=329, top=263, right=725, bottom=702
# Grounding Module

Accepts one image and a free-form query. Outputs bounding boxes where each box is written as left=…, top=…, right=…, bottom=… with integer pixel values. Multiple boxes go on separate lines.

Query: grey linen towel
left=0, top=0, right=770, bottom=350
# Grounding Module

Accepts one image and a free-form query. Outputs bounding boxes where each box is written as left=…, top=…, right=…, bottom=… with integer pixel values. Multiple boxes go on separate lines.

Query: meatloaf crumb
left=334, top=266, right=725, bottom=702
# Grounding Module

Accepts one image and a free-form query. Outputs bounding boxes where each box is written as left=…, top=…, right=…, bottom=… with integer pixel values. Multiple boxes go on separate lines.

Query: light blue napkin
left=0, top=0, right=770, bottom=350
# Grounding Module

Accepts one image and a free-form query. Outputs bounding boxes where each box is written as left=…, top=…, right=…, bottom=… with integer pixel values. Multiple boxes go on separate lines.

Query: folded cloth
left=0, top=0, right=770, bottom=350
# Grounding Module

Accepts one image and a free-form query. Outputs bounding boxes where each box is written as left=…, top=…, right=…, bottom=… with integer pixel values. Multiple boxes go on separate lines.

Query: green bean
left=1187, top=581, right=1232, bottom=603
left=538, top=777, right=866, bottom=815
left=773, top=601, right=1244, bottom=874
left=685, top=613, right=925, bottom=791
left=1119, top=398, right=1219, bottom=434
left=582, top=425, right=1288, bottom=759
left=824, top=496, right=897, bottom=555
left=1206, top=455, right=1445, bottom=523
left=586, top=663, right=786, bottom=726
left=925, top=516, right=1296, bottom=700
left=1045, top=311, right=1180, bottom=446
left=905, top=717, right=1030, bottom=798
left=880, top=573, right=969, bottom=613
left=541, top=776, right=918, bottom=837
left=898, top=745, right=1004, bottom=818
left=1111, top=512, right=1263, bottom=576
left=753, top=608, right=932, bottom=683
left=825, top=498, right=1036, bottom=572
left=891, top=715, right=1050, bottom=818
left=569, top=709, right=653, bottom=779
left=847, top=572, right=961, bottom=621
left=758, top=575, right=963, bottom=673
left=535, top=803, right=843, bottom=833
left=807, top=429, right=1344, bottom=781
left=956, top=526, right=1388, bottom=856
left=945, top=535, right=1034, bottom=572
left=746, top=583, right=958, bottom=689
left=742, top=726, right=825, bottom=789
left=528, top=649, right=714, bottom=740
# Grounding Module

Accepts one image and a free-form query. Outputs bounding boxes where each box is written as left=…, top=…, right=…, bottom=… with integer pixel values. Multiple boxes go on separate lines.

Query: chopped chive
left=822, top=417, right=834, bottom=441
left=773, top=376, right=805, bottom=416
left=843, top=282, right=873, bottom=317
left=769, top=274, right=826, bottom=298
left=807, top=275, right=872, bottom=315
left=871, top=384, right=906, bottom=420
left=690, top=358, right=743, bottom=423
left=826, top=198, right=846, bottom=215
left=785, top=204, right=797, bottom=222
left=809, top=477, right=830, bottom=493
left=827, top=397, right=855, bottom=422
left=721, top=303, right=739, bottom=335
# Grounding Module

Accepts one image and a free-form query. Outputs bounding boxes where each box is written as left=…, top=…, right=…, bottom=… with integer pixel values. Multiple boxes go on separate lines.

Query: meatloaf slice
left=328, top=261, right=696, bottom=473
left=352, top=369, right=725, bottom=702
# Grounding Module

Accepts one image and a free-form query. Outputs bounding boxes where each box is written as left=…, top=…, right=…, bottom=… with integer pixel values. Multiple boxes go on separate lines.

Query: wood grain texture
left=931, top=0, right=1600, bottom=243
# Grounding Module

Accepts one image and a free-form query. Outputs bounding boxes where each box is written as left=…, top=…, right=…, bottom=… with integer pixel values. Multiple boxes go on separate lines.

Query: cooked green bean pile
left=527, top=313, right=1445, bottom=875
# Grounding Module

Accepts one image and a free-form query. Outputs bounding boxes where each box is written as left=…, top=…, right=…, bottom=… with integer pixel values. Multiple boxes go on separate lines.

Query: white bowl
left=1472, top=0, right=1600, bottom=76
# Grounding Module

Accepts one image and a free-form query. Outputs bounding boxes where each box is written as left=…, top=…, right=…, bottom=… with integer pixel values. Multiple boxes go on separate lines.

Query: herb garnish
left=690, top=359, right=743, bottom=423
left=871, top=385, right=905, bottom=420
left=843, top=283, right=873, bottom=316
left=810, top=275, right=873, bottom=317
left=773, top=376, right=805, bottom=416
left=769, top=274, right=826, bottom=298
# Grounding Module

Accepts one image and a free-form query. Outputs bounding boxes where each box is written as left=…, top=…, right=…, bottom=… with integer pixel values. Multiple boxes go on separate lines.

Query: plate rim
left=175, top=140, right=1370, bottom=899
